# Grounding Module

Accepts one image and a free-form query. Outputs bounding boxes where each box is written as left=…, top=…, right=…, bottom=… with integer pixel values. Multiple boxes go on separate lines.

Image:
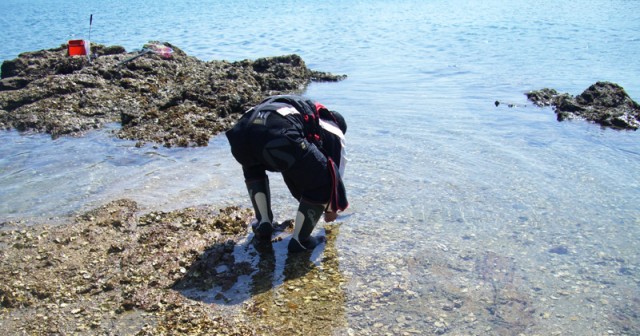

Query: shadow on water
left=172, top=222, right=347, bottom=333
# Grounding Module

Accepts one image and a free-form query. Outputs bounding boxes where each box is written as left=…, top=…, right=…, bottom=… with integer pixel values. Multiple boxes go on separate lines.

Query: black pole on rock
left=89, top=14, right=93, bottom=41
left=88, top=14, right=93, bottom=62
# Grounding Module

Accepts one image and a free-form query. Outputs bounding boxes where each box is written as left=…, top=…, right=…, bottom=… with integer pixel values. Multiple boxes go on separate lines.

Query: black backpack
left=255, top=95, right=324, bottom=146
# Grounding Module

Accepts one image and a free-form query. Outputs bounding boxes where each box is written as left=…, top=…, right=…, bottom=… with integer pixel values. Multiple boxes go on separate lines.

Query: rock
left=94, top=45, right=127, bottom=57
left=0, top=42, right=346, bottom=147
left=548, top=246, right=569, bottom=255
left=526, top=88, right=562, bottom=107
left=0, top=198, right=259, bottom=334
left=0, top=77, right=31, bottom=91
left=526, top=82, right=640, bottom=130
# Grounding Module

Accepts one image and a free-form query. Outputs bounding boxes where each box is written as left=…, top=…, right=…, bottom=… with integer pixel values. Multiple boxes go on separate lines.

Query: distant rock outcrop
left=527, top=82, right=640, bottom=130
left=0, top=42, right=346, bottom=147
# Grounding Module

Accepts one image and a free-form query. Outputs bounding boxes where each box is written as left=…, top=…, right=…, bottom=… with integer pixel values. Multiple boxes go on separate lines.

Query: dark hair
left=330, top=110, right=347, bottom=134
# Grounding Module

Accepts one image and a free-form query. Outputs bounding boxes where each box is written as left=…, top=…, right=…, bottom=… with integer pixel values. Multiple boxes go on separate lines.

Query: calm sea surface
left=1, top=0, right=639, bottom=334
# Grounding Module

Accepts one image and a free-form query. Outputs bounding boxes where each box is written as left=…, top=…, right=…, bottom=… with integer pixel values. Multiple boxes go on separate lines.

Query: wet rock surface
left=0, top=200, right=253, bottom=334
left=527, top=81, right=640, bottom=130
left=0, top=200, right=348, bottom=335
left=0, top=42, right=346, bottom=147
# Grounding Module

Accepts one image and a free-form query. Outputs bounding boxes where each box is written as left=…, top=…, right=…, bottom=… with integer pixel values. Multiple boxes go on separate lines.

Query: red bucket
left=68, top=40, right=87, bottom=56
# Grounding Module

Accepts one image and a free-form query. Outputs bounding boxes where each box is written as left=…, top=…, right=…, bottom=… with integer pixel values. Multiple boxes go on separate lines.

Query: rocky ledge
left=527, top=81, right=640, bottom=130
left=0, top=42, right=346, bottom=147
left=0, top=200, right=346, bottom=335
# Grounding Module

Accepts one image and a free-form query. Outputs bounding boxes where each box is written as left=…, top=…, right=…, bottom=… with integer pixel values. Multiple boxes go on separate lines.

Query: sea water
left=1, top=0, right=639, bottom=334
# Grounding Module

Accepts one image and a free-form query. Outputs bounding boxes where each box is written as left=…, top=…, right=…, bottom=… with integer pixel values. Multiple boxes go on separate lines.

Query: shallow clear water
left=1, top=0, right=640, bottom=334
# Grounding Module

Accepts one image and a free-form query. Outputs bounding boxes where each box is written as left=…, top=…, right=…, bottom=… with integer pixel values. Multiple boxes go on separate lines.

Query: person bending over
left=226, top=95, right=348, bottom=253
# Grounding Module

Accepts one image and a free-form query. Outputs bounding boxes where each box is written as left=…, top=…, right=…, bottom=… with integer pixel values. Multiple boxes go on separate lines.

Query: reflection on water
left=244, top=225, right=347, bottom=335
left=176, top=224, right=347, bottom=335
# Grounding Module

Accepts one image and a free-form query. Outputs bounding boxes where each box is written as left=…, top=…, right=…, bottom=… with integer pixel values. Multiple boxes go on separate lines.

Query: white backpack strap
left=273, top=105, right=300, bottom=117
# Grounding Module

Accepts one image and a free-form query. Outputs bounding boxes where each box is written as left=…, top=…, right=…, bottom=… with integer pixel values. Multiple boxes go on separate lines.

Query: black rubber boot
left=246, top=178, right=273, bottom=241
left=288, top=235, right=325, bottom=253
left=288, top=200, right=325, bottom=253
left=252, top=221, right=273, bottom=242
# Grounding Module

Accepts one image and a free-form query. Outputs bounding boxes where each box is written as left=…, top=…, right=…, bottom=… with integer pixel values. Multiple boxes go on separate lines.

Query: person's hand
left=324, top=211, right=338, bottom=222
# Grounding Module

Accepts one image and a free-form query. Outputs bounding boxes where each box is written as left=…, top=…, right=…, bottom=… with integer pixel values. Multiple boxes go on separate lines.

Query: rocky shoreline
left=0, top=42, right=346, bottom=147
left=0, top=200, right=252, bottom=334
left=0, top=199, right=346, bottom=335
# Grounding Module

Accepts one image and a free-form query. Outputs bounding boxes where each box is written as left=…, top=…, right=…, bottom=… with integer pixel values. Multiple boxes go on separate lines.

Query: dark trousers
left=227, top=111, right=331, bottom=205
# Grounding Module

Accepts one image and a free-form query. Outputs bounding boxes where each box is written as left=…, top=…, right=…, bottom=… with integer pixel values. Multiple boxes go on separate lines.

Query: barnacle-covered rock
left=527, top=81, right=640, bottom=130
left=0, top=42, right=347, bottom=147
left=0, top=199, right=352, bottom=335
left=0, top=199, right=256, bottom=334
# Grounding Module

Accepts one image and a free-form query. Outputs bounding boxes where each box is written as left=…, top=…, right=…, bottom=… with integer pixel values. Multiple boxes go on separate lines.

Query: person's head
left=316, top=101, right=347, bottom=134
left=330, top=111, right=347, bottom=134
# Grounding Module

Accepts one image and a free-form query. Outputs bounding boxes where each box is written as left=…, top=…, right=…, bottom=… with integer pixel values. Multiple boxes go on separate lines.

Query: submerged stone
left=548, top=246, right=569, bottom=255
